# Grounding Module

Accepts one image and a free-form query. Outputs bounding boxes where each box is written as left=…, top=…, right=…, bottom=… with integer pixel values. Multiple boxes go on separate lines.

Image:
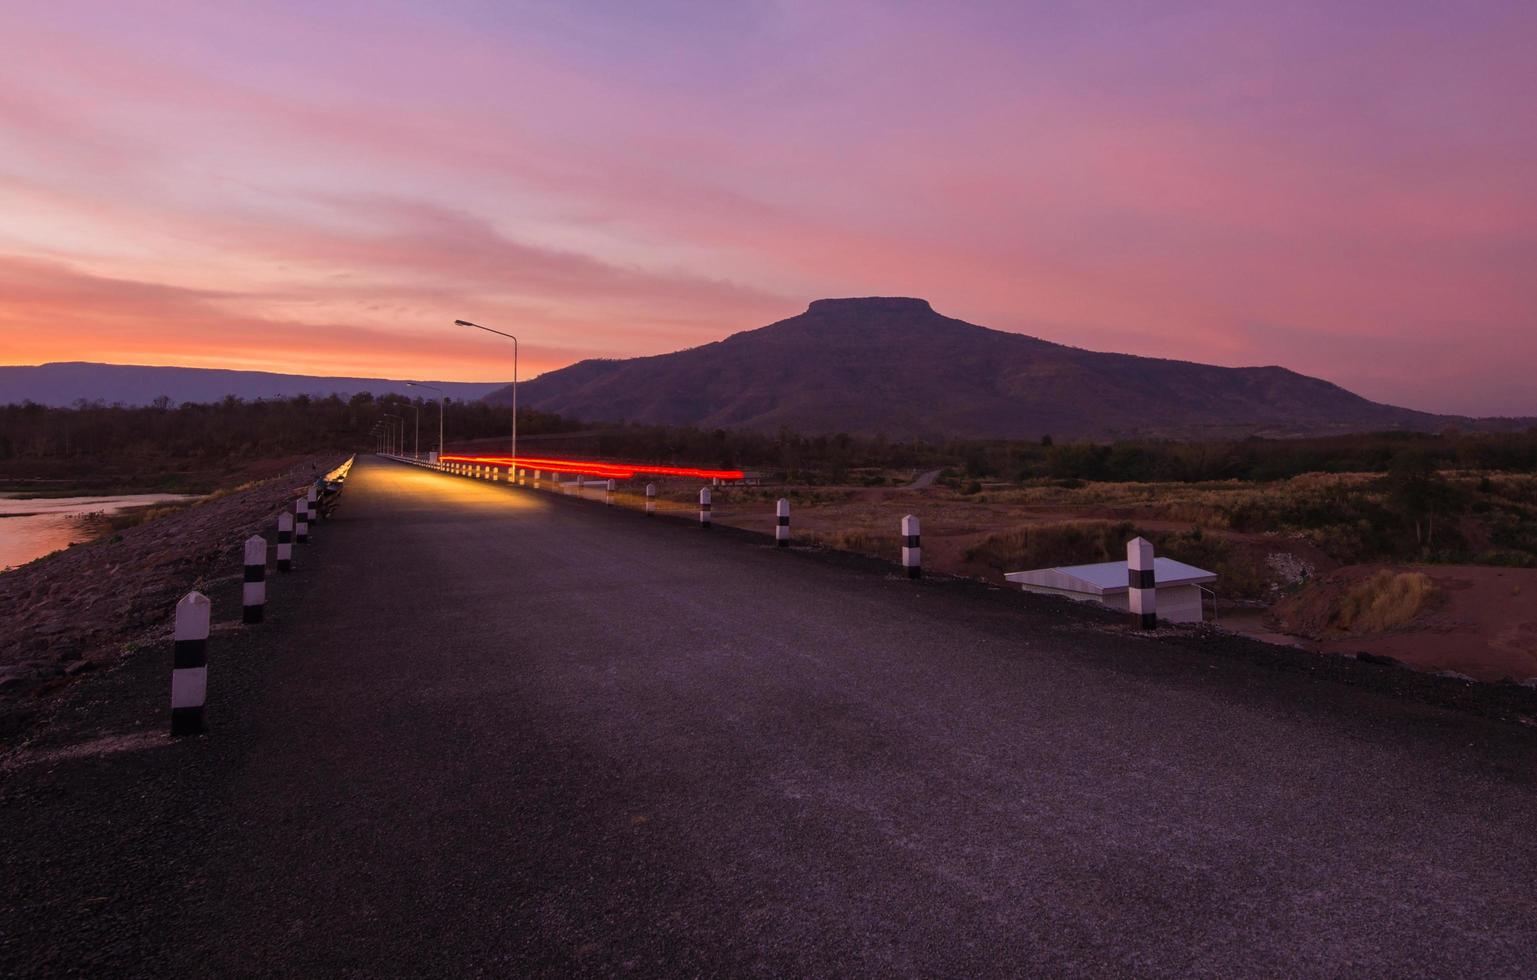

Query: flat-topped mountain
left=486, top=298, right=1507, bottom=440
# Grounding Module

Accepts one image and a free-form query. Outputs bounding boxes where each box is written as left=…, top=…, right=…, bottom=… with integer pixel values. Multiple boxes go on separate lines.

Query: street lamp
left=407, top=382, right=446, bottom=462
left=383, top=413, right=403, bottom=456
left=455, top=319, right=518, bottom=466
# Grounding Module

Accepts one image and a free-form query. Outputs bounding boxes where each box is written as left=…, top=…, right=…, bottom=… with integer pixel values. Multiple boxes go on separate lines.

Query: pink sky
left=1, top=1, right=1533, bottom=415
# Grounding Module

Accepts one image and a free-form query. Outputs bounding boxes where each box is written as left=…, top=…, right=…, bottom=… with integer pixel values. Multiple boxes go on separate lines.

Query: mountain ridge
left=483, top=298, right=1531, bottom=440
left=0, top=362, right=504, bottom=407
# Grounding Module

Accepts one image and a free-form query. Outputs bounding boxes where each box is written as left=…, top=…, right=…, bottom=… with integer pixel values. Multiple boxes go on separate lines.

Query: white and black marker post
left=646, top=483, right=656, bottom=516
left=606, top=479, right=616, bottom=506
left=242, top=535, right=267, bottom=624
left=699, top=486, right=711, bottom=529
left=1128, top=536, right=1157, bottom=629
left=901, top=514, right=921, bottom=579
left=776, top=498, right=790, bottom=548
left=276, top=512, right=294, bottom=572
left=518, top=468, right=526, bottom=487
left=306, top=485, right=320, bottom=522
left=295, top=498, right=310, bottom=544
left=171, top=591, right=211, bottom=736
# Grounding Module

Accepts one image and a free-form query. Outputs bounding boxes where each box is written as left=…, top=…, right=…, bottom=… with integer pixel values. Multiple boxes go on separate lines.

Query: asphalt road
left=5, top=456, right=1536, bottom=978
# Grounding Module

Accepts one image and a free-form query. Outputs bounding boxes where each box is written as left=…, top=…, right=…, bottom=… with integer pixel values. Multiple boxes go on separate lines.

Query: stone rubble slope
left=0, top=455, right=343, bottom=743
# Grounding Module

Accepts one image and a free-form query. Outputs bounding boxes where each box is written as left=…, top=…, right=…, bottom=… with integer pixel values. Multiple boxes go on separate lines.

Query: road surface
left=4, top=456, right=1535, bottom=977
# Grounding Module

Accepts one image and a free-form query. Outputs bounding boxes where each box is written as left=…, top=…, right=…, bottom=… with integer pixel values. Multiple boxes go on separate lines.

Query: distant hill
left=484, top=297, right=1530, bottom=441
left=0, top=362, right=505, bottom=407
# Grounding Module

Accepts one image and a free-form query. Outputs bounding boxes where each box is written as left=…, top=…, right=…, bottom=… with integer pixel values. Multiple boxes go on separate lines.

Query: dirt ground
left=1274, top=565, right=1537, bottom=683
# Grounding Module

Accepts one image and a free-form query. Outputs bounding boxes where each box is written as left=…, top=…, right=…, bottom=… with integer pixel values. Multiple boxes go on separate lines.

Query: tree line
left=2, top=395, right=1535, bottom=485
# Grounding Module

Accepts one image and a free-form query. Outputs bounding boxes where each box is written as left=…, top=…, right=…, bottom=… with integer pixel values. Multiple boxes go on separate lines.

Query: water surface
left=0, top=493, right=198, bottom=572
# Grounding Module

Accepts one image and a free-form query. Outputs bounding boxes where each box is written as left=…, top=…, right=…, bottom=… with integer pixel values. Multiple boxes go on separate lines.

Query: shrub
left=1330, top=570, right=1436, bottom=633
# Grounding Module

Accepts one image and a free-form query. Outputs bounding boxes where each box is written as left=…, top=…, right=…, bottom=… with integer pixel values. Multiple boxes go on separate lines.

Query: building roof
left=1004, top=557, right=1217, bottom=595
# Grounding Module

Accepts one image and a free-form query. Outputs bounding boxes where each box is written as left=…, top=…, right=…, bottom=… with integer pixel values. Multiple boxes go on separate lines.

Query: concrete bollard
left=307, top=485, right=320, bottom=521
left=606, top=479, right=616, bottom=506
left=276, top=512, right=294, bottom=572
left=533, top=469, right=541, bottom=490
left=171, top=591, right=211, bottom=736
left=776, top=498, right=790, bottom=547
left=295, top=498, right=310, bottom=544
left=901, top=514, right=921, bottom=579
left=1128, top=536, right=1157, bottom=629
left=646, top=483, right=656, bottom=516
left=699, top=487, right=711, bottom=529
left=519, top=468, right=526, bottom=487
left=242, top=535, right=267, bottom=624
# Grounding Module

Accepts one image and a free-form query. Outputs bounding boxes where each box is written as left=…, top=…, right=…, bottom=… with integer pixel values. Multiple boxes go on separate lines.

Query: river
left=0, top=493, right=199, bottom=572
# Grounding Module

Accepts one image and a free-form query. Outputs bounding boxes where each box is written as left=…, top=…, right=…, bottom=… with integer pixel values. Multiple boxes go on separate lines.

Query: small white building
left=1005, top=557, right=1217, bottom=624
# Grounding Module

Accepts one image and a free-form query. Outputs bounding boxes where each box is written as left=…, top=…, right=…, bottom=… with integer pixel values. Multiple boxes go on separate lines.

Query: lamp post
left=454, top=319, right=517, bottom=467
left=407, top=382, right=446, bottom=461
left=383, top=413, right=403, bottom=456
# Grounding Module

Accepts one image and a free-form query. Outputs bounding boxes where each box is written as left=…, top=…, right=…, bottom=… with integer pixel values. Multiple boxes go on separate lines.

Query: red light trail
left=438, top=454, right=744, bottom=481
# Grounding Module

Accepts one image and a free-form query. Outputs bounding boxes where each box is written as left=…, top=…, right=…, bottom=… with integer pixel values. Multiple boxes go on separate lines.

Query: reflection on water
left=0, top=493, right=198, bottom=572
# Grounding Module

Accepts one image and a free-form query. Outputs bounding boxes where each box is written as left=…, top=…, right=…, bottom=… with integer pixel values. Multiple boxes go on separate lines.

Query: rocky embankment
left=0, top=456, right=343, bottom=746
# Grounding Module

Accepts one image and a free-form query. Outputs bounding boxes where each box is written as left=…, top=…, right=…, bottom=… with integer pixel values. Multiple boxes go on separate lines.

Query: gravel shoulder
left=0, top=455, right=345, bottom=749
